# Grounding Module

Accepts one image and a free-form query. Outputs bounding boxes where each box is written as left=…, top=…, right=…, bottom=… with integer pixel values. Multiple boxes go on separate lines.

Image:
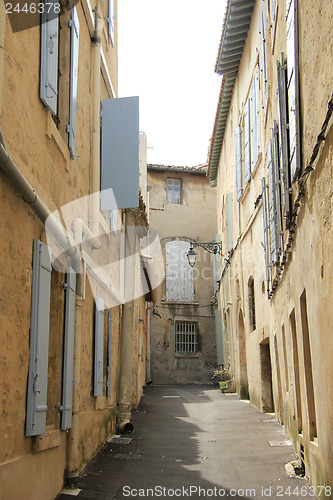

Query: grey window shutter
left=226, top=192, right=233, bottom=252
left=260, top=0, right=268, bottom=109
left=277, top=52, right=291, bottom=227
left=261, top=177, right=270, bottom=291
left=101, top=97, right=139, bottom=210
left=68, top=7, right=80, bottom=159
left=166, top=241, right=194, bottom=302
left=286, top=0, right=301, bottom=181
left=94, top=297, right=104, bottom=397
left=107, top=309, right=112, bottom=398
left=26, top=240, right=52, bottom=437
left=215, top=309, right=224, bottom=366
left=244, top=99, right=251, bottom=183
left=272, top=120, right=282, bottom=260
left=60, top=268, right=76, bottom=431
left=40, top=2, right=59, bottom=115
left=213, top=234, right=221, bottom=295
left=235, top=127, right=243, bottom=201
left=267, top=140, right=278, bottom=264
left=107, top=0, right=115, bottom=47
left=251, top=73, right=260, bottom=169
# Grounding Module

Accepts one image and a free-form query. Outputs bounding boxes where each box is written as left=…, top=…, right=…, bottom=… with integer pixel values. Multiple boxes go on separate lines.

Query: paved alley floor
left=55, top=386, right=315, bottom=500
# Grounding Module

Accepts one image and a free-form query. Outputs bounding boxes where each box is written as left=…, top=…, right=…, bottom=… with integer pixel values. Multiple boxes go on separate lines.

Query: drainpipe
left=145, top=305, right=154, bottom=383
left=0, top=141, right=81, bottom=272
left=117, top=210, right=137, bottom=433
left=91, top=7, right=103, bottom=236
left=0, top=1, right=5, bottom=124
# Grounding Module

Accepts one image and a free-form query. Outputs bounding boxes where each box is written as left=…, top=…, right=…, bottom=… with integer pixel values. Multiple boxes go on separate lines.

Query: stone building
left=148, top=164, right=218, bottom=385
left=208, top=0, right=332, bottom=493
left=0, top=2, right=157, bottom=499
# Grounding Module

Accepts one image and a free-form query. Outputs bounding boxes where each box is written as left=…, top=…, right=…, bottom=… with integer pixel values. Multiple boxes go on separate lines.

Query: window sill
left=161, top=300, right=199, bottom=306
left=31, top=428, right=62, bottom=453
left=175, top=353, right=199, bottom=358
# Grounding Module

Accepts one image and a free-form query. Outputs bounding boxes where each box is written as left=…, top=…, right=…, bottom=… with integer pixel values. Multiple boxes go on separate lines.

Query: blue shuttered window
left=26, top=240, right=52, bottom=437
left=244, top=99, right=251, bottom=183
left=68, top=7, right=80, bottom=159
left=60, top=268, right=76, bottom=431
left=272, top=120, right=282, bottom=261
left=101, top=97, right=139, bottom=210
left=107, top=309, right=112, bottom=398
left=286, top=0, right=301, bottom=181
left=235, top=127, right=243, bottom=201
left=40, top=1, right=59, bottom=115
left=268, top=134, right=282, bottom=265
left=94, top=297, right=104, bottom=397
left=107, top=0, right=115, bottom=47
left=251, top=72, right=260, bottom=169
left=261, top=178, right=270, bottom=292
left=226, top=192, right=233, bottom=252
left=260, top=0, right=268, bottom=109
left=277, top=52, right=291, bottom=227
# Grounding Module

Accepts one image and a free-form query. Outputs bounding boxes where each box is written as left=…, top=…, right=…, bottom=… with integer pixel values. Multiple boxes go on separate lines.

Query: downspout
left=145, top=305, right=154, bottom=383
left=91, top=7, right=103, bottom=236
left=66, top=9, right=104, bottom=485
left=117, top=210, right=137, bottom=433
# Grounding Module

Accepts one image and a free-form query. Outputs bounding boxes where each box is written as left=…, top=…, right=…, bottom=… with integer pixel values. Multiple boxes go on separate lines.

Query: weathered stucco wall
left=213, top=0, right=332, bottom=494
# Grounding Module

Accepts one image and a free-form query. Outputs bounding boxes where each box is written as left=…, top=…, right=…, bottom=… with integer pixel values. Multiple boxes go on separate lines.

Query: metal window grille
left=175, top=322, right=198, bottom=354
left=167, top=178, right=181, bottom=204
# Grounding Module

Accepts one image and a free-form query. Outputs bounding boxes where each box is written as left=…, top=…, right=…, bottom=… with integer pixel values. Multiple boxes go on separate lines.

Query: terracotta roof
left=147, top=164, right=207, bottom=175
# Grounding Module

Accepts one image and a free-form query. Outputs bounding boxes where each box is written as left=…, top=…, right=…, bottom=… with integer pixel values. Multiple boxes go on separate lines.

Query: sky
left=117, top=0, right=227, bottom=167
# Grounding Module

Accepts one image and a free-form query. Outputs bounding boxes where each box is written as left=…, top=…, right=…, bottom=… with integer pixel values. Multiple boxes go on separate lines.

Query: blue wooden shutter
left=226, top=192, right=233, bottom=252
left=165, top=241, right=194, bottom=302
left=213, top=234, right=221, bottom=296
left=260, top=1, right=267, bottom=109
left=244, top=99, right=251, bottom=183
left=286, top=0, right=301, bottom=181
left=26, top=240, right=52, bottom=437
left=107, top=0, right=115, bottom=47
left=267, top=140, right=278, bottom=264
left=68, top=7, right=80, bottom=159
left=60, top=268, right=76, bottom=431
left=251, top=73, right=260, bottom=169
left=40, top=1, right=59, bottom=115
left=235, top=127, right=243, bottom=201
left=107, top=309, right=112, bottom=397
left=215, top=309, right=224, bottom=366
left=277, top=52, right=291, bottom=227
left=94, top=297, right=104, bottom=397
left=261, top=178, right=270, bottom=291
left=272, top=120, right=282, bottom=261
left=101, top=97, right=139, bottom=210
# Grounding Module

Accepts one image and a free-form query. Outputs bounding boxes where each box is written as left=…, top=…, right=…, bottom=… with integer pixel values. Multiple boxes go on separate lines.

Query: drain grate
left=108, top=436, right=132, bottom=444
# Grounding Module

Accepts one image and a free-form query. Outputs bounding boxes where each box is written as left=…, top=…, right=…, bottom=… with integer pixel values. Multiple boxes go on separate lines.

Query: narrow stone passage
left=55, top=386, right=314, bottom=499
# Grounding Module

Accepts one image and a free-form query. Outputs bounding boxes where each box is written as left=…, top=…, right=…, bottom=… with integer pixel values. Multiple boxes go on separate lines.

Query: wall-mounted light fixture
left=187, top=241, right=223, bottom=267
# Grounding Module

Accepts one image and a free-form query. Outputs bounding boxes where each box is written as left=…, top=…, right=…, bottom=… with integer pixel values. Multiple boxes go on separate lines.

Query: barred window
left=175, top=322, right=198, bottom=354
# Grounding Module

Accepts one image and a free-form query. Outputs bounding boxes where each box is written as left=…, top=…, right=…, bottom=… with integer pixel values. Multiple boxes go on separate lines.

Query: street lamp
left=186, top=241, right=223, bottom=267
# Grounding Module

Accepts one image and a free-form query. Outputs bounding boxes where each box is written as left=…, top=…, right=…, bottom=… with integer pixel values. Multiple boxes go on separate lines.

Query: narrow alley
left=55, top=386, right=318, bottom=500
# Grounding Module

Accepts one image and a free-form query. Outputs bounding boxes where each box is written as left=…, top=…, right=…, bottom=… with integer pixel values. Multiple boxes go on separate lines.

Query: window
left=165, top=240, right=194, bottom=302
left=167, top=178, right=181, bottom=204
left=175, top=322, right=198, bottom=354
left=248, top=276, right=256, bottom=332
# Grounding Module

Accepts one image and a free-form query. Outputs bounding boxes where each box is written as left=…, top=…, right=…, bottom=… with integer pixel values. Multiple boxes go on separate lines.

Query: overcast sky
left=117, top=0, right=227, bottom=167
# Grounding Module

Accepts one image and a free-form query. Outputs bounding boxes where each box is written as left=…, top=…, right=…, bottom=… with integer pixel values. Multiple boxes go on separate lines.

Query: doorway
left=260, top=339, right=274, bottom=413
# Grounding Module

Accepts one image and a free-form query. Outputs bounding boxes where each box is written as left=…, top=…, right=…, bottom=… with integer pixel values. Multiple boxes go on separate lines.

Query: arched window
left=248, top=276, right=256, bottom=332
